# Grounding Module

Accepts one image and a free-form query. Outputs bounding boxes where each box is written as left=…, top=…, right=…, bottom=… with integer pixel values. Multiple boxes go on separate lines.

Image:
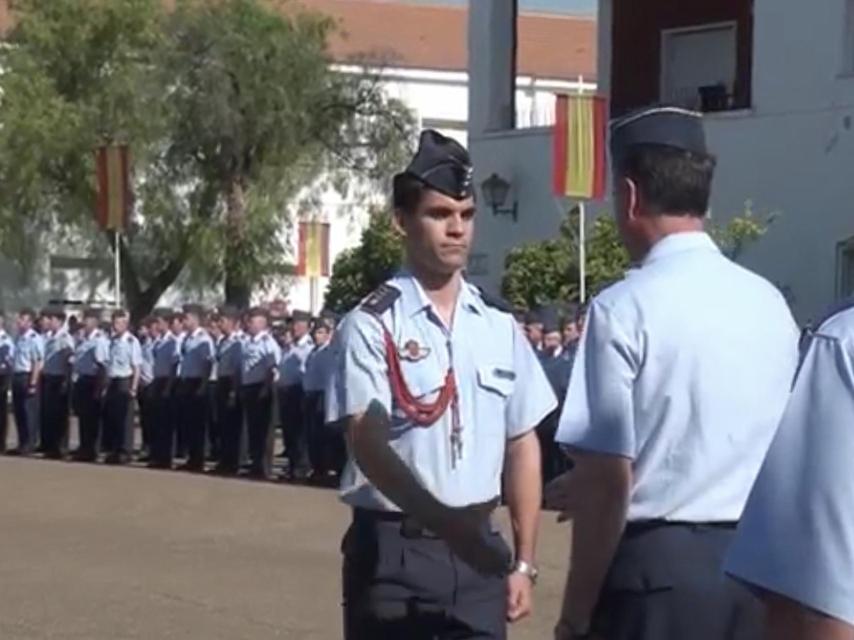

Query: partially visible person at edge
left=545, top=106, right=800, bottom=640
left=326, top=129, right=556, bottom=640
left=724, top=300, right=854, bottom=640
left=536, top=307, right=573, bottom=486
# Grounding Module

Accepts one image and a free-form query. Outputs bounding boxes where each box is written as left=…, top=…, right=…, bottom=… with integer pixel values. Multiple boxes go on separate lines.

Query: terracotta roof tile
left=297, top=0, right=596, bottom=80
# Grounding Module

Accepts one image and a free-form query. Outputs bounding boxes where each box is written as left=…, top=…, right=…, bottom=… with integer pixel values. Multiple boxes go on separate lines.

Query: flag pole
left=309, top=276, right=318, bottom=315
left=114, top=230, right=122, bottom=308
left=578, top=201, right=587, bottom=304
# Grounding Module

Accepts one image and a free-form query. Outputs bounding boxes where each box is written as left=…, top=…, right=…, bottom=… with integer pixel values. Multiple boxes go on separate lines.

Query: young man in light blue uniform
left=240, top=307, right=281, bottom=479
left=103, top=309, right=142, bottom=465
left=149, top=309, right=181, bottom=469
left=0, top=313, right=14, bottom=453
left=277, top=309, right=314, bottom=480
left=40, top=307, right=75, bottom=458
left=725, top=303, right=854, bottom=640
left=327, top=130, right=555, bottom=639
left=214, top=305, right=245, bottom=476
left=176, top=304, right=214, bottom=472
left=546, top=107, right=801, bottom=640
left=11, top=308, right=44, bottom=455
left=71, top=308, right=109, bottom=462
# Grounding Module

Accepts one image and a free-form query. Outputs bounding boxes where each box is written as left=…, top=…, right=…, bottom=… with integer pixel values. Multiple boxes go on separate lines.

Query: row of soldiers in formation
left=0, top=304, right=343, bottom=483
left=0, top=299, right=586, bottom=486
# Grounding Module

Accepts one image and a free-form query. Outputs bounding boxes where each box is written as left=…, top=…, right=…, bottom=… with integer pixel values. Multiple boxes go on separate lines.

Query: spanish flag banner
left=95, top=145, right=132, bottom=231
left=297, top=221, right=331, bottom=278
left=552, top=94, right=607, bottom=200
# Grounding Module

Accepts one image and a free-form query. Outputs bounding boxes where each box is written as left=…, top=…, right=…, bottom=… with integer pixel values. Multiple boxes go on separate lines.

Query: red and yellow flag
left=297, top=221, right=331, bottom=278
left=552, top=94, right=607, bottom=200
left=95, top=145, right=132, bottom=231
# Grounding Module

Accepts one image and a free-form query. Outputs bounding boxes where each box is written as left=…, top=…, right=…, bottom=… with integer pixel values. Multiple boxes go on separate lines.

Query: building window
left=837, top=237, right=854, bottom=299
left=660, top=22, right=739, bottom=112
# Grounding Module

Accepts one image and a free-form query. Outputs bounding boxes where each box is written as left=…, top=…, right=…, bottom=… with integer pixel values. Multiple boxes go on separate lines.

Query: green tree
left=324, top=212, right=403, bottom=314
left=0, top=0, right=415, bottom=317
left=501, top=204, right=774, bottom=310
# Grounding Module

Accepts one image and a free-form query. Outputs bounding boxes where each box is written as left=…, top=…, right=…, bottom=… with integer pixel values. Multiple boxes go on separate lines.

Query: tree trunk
left=114, top=234, right=188, bottom=324
left=223, top=177, right=251, bottom=309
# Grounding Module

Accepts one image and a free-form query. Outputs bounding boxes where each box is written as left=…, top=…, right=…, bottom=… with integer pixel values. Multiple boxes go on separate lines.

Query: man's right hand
left=432, top=498, right=509, bottom=576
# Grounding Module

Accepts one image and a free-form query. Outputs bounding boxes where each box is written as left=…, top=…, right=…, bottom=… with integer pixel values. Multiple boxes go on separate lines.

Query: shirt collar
left=393, top=271, right=482, bottom=319
left=642, top=231, right=719, bottom=267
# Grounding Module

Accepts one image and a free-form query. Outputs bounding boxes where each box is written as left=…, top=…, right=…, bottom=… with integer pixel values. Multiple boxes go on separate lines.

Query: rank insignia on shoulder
left=361, top=283, right=401, bottom=315
left=400, top=339, right=431, bottom=362
left=493, top=368, right=515, bottom=381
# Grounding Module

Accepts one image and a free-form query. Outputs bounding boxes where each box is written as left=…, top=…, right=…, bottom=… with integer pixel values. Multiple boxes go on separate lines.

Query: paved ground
left=0, top=457, right=571, bottom=639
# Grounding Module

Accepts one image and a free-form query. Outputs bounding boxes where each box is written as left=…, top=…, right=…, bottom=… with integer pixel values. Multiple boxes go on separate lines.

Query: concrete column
left=467, top=0, right=516, bottom=137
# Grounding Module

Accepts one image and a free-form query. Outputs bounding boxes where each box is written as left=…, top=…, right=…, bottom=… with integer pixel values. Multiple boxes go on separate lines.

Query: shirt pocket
left=399, top=360, right=446, bottom=399
left=476, top=365, right=516, bottom=399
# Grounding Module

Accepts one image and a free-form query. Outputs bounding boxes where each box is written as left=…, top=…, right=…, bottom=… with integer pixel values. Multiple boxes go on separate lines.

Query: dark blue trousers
left=11, top=373, right=38, bottom=452
left=342, top=510, right=510, bottom=640
left=593, top=523, right=762, bottom=640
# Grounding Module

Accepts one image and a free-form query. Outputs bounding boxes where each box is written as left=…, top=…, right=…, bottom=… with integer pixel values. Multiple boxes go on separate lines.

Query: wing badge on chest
left=399, top=339, right=431, bottom=363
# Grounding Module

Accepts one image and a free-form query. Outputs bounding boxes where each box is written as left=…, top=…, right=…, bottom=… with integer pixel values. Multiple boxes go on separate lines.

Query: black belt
left=353, top=508, right=440, bottom=539
left=625, top=520, right=737, bottom=537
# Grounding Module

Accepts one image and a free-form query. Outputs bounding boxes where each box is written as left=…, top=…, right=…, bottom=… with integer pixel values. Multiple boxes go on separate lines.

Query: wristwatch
left=512, top=559, right=539, bottom=584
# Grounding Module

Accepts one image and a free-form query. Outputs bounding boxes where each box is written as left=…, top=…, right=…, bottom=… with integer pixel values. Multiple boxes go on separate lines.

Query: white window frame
left=659, top=21, right=739, bottom=109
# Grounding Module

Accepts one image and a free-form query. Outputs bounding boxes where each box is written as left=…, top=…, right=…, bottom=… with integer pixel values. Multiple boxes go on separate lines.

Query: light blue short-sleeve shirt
left=0, top=330, right=14, bottom=376
left=725, top=304, right=854, bottom=625
left=278, top=334, right=314, bottom=387
left=556, top=232, right=800, bottom=522
left=152, top=332, right=180, bottom=379
left=241, top=331, right=281, bottom=386
left=217, top=331, right=244, bottom=380
left=13, top=329, right=44, bottom=374
left=303, top=343, right=336, bottom=393
left=43, top=328, right=75, bottom=376
left=327, top=272, right=557, bottom=511
left=73, top=329, right=109, bottom=377
left=140, top=338, right=155, bottom=385
left=107, top=332, right=142, bottom=378
left=178, top=329, right=214, bottom=379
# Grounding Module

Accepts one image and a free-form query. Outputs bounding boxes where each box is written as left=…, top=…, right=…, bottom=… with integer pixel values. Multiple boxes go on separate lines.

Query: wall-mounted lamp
left=480, top=172, right=518, bottom=222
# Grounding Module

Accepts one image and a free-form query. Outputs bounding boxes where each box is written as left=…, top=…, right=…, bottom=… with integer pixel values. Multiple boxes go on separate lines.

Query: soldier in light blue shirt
left=71, top=308, right=109, bottom=462
left=725, top=302, right=854, bottom=639
left=103, top=309, right=142, bottom=465
left=546, top=107, right=800, bottom=640
left=11, top=308, right=44, bottom=454
left=40, top=307, right=75, bottom=458
left=240, top=307, right=281, bottom=479
left=277, top=309, right=314, bottom=480
left=303, top=315, right=339, bottom=482
left=137, top=316, right=158, bottom=461
left=535, top=311, right=573, bottom=485
left=213, top=305, right=245, bottom=475
left=149, top=309, right=181, bottom=469
left=328, top=130, right=556, bottom=639
left=0, top=313, right=13, bottom=453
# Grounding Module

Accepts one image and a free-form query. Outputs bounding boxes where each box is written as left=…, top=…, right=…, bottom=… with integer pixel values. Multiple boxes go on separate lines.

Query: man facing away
left=327, top=130, right=556, bottom=639
left=546, top=107, right=800, bottom=640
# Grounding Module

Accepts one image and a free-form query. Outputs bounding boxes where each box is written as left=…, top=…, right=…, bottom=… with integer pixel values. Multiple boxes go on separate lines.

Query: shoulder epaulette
left=476, top=287, right=514, bottom=314
left=361, top=283, right=401, bottom=315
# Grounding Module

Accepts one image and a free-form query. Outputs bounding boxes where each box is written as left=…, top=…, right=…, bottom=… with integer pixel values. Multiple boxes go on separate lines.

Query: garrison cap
left=43, top=306, right=66, bottom=321
left=182, top=303, right=205, bottom=318
left=82, top=307, right=102, bottom=320
left=610, top=106, right=708, bottom=160
left=394, top=129, right=474, bottom=201
left=246, top=306, right=270, bottom=321
left=291, top=309, right=311, bottom=323
left=540, top=306, right=561, bottom=335
left=218, top=305, right=241, bottom=321
left=524, top=309, right=544, bottom=326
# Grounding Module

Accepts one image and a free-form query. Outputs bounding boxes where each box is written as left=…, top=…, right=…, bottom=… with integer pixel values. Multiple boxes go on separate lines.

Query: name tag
left=493, top=368, right=515, bottom=381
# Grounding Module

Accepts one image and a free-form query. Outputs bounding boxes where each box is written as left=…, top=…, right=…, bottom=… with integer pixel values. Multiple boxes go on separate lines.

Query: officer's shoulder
left=360, top=282, right=401, bottom=316
left=814, top=302, right=854, bottom=342
left=469, top=285, right=514, bottom=315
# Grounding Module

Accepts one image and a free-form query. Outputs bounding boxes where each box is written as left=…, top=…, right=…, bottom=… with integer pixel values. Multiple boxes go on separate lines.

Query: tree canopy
left=0, top=0, right=415, bottom=317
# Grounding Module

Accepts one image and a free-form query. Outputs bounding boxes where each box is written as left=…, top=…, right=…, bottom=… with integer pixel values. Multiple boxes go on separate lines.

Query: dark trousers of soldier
left=207, top=382, right=220, bottom=462
left=138, top=383, right=155, bottom=456
left=103, top=377, right=133, bottom=463
left=279, top=384, right=309, bottom=477
left=41, top=374, right=70, bottom=458
left=343, top=510, right=510, bottom=640
left=305, top=391, right=345, bottom=479
left=243, top=382, right=274, bottom=478
left=149, top=378, right=176, bottom=468
left=216, top=378, right=244, bottom=474
left=73, top=375, right=102, bottom=461
left=0, top=374, right=9, bottom=453
left=11, top=373, right=38, bottom=453
left=536, top=408, right=569, bottom=486
left=592, top=523, right=762, bottom=640
left=177, top=378, right=207, bottom=471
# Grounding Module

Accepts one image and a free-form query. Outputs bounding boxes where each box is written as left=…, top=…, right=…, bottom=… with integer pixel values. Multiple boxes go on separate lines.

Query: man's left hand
left=507, top=571, right=534, bottom=622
